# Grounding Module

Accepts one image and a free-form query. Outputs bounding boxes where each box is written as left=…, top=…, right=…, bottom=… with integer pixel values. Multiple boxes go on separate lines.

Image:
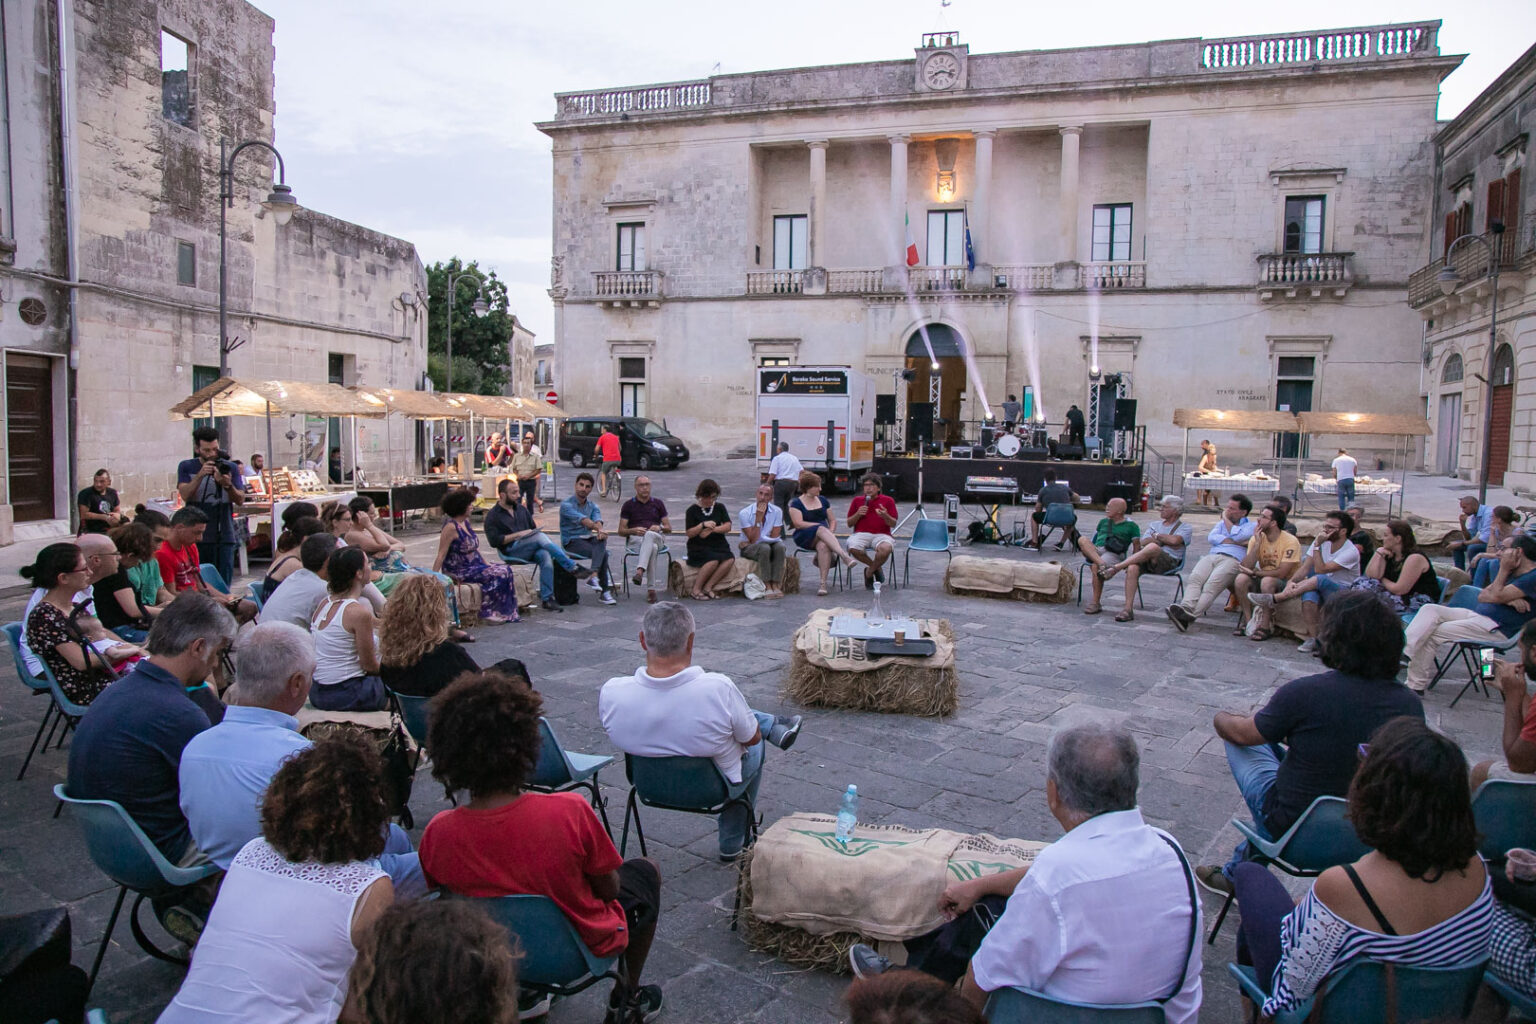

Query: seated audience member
left=349, top=900, right=519, bottom=1024
left=1247, top=510, right=1360, bottom=653
left=258, top=534, right=336, bottom=630
left=428, top=455, right=447, bottom=474
left=156, top=506, right=258, bottom=622
left=738, top=482, right=786, bottom=598
left=789, top=471, right=856, bottom=597
left=1404, top=534, right=1536, bottom=694
left=420, top=670, right=665, bottom=1024
left=128, top=507, right=176, bottom=611
left=1450, top=494, right=1495, bottom=571
left=1167, top=495, right=1255, bottom=633
left=599, top=602, right=802, bottom=861
left=847, top=723, right=1201, bottom=1021
left=1233, top=505, right=1301, bottom=640
left=1029, top=470, right=1079, bottom=549
left=67, top=592, right=233, bottom=858
left=562, top=472, right=619, bottom=605
left=481, top=477, right=589, bottom=614
left=1230, top=718, right=1491, bottom=1020
left=1099, top=495, right=1192, bottom=621
left=847, top=473, right=898, bottom=589
left=177, top=621, right=424, bottom=896
left=157, top=735, right=395, bottom=1024
left=94, top=523, right=162, bottom=642
left=1076, top=497, right=1140, bottom=618
left=77, top=467, right=124, bottom=534
left=309, top=547, right=386, bottom=712
left=685, top=478, right=735, bottom=601
left=1472, top=506, right=1522, bottom=588
left=344, top=495, right=466, bottom=634
left=1269, top=494, right=1300, bottom=536
left=263, top=503, right=322, bottom=593
left=620, top=474, right=674, bottom=603
left=845, top=971, right=986, bottom=1024
left=23, top=542, right=141, bottom=704
left=1471, top=619, right=1536, bottom=788
left=1355, top=519, right=1440, bottom=617
left=1196, top=591, right=1423, bottom=896
left=378, top=574, right=479, bottom=699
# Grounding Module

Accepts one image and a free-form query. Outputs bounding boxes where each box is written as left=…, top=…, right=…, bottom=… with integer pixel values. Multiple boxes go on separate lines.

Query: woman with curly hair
left=419, top=670, right=664, bottom=1024
left=845, top=970, right=987, bottom=1024
left=158, top=734, right=394, bottom=1023
left=349, top=900, right=519, bottom=1024
left=1230, top=716, right=1492, bottom=1019
left=378, top=574, right=479, bottom=699
left=431, top=488, right=521, bottom=623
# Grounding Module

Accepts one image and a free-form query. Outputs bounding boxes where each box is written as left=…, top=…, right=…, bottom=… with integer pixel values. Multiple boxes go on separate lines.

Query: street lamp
left=442, top=266, right=489, bottom=394
left=218, top=139, right=299, bottom=377
left=1438, top=223, right=1505, bottom=505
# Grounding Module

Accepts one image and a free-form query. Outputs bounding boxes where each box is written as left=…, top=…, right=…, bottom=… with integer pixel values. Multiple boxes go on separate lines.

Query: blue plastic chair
left=1228, top=957, right=1486, bottom=1024
left=619, top=754, right=757, bottom=859
left=1075, top=561, right=1185, bottom=609
left=986, top=985, right=1167, bottom=1023
left=245, top=579, right=265, bottom=610
left=1207, top=795, right=1368, bottom=943
left=54, top=784, right=221, bottom=994
left=529, top=717, right=614, bottom=836
left=465, top=894, right=623, bottom=1000
left=1424, top=585, right=1519, bottom=706
left=198, top=563, right=230, bottom=594
left=621, top=545, right=673, bottom=598
left=903, top=519, right=953, bottom=586
left=6, top=620, right=60, bottom=781
left=1472, top=779, right=1536, bottom=860
left=7, top=622, right=94, bottom=789
left=1484, top=969, right=1536, bottom=1019
left=387, top=688, right=431, bottom=753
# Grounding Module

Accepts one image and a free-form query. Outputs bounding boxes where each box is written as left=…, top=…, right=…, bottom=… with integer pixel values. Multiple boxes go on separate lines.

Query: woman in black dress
left=378, top=574, right=479, bottom=699
left=685, top=479, right=734, bottom=600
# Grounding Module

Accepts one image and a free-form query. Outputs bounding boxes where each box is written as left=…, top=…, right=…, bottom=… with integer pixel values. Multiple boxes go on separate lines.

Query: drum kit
left=985, top=425, right=1047, bottom=458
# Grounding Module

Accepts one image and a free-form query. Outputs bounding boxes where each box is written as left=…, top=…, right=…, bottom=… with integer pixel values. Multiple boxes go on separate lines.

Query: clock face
left=923, top=52, right=960, bottom=90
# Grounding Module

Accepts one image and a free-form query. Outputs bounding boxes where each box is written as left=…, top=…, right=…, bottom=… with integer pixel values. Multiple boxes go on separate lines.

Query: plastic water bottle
left=835, top=784, right=859, bottom=845
left=868, top=582, right=885, bottom=626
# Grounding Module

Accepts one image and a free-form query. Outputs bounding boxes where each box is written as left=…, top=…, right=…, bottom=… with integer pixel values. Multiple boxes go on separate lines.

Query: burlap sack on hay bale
left=738, top=813, right=1045, bottom=971
left=943, top=554, right=1075, bottom=604
left=667, top=555, right=801, bottom=598
left=784, top=608, right=957, bottom=716
left=509, top=564, right=540, bottom=609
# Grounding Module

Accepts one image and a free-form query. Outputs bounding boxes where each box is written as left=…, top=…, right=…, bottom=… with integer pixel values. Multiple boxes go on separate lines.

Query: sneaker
left=518, top=991, right=553, bottom=1020
left=864, top=572, right=874, bottom=590
left=769, top=714, right=803, bottom=751
left=570, top=566, right=595, bottom=581
left=1195, top=864, right=1233, bottom=897
left=599, top=590, right=617, bottom=606
left=541, top=597, right=564, bottom=613
left=1248, top=593, right=1276, bottom=609
left=159, top=904, right=206, bottom=946
left=586, top=575, right=605, bottom=592
left=718, top=847, right=743, bottom=864
left=1296, top=637, right=1318, bottom=654
left=1166, top=605, right=1193, bottom=633
left=849, top=942, right=892, bottom=979
left=627, top=985, right=664, bottom=1024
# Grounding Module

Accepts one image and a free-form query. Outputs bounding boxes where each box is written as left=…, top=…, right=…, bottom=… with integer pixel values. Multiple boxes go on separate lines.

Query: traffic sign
left=545, top=390, right=559, bottom=405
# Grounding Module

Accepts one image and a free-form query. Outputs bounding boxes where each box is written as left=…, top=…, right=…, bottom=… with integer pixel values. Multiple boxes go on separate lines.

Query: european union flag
left=963, top=208, right=976, bottom=271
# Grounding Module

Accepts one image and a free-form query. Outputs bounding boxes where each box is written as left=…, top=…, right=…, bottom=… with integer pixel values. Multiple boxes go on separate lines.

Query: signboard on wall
left=759, top=369, right=848, bottom=395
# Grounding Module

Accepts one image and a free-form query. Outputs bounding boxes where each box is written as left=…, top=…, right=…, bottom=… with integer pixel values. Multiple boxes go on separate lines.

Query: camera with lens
left=203, top=449, right=237, bottom=478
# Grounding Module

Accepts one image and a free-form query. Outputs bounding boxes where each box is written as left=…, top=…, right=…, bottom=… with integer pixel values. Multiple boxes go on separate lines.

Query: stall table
left=1181, top=474, right=1281, bottom=497
left=1298, top=478, right=1404, bottom=516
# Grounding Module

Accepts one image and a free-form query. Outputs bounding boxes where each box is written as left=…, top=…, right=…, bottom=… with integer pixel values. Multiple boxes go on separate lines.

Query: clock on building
left=922, top=52, right=961, bottom=90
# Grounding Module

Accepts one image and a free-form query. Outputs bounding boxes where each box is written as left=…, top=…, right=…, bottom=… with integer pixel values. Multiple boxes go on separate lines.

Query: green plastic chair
left=1471, top=779, right=1536, bottom=860
left=245, top=580, right=265, bottom=610
left=619, top=754, right=757, bottom=859
left=465, top=894, right=623, bottom=1000
left=529, top=717, right=614, bottom=837
left=985, top=986, right=1167, bottom=1022
left=5, top=620, right=62, bottom=781
left=1228, top=957, right=1486, bottom=1024
left=902, top=519, right=953, bottom=586
left=198, top=563, right=230, bottom=595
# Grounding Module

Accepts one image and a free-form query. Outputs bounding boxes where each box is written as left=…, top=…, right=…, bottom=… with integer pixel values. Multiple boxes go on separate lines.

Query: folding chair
left=618, top=754, right=758, bottom=859
left=1228, top=957, right=1486, bottom=1024
left=5, top=621, right=59, bottom=781
left=1034, top=502, right=1080, bottom=550
left=1076, top=560, right=1184, bottom=608
left=198, top=563, right=230, bottom=595
left=1208, top=795, right=1368, bottom=943
left=466, top=894, right=624, bottom=1001
left=1423, top=585, right=1520, bottom=707
left=621, top=545, right=673, bottom=598
left=1484, top=969, right=1536, bottom=1020
left=902, top=519, right=953, bottom=586
left=54, top=785, right=222, bottom=994
left=245, top=580, right=265, bottom=610
left=1471, top=779, right=1536, bottom=860
left=529, top=717, right=615, bottom=837
left=986, top=986, right=1166, bottom=1022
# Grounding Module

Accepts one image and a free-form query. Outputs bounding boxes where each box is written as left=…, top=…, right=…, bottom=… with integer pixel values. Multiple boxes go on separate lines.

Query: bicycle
left=601, top=462, right=623, bottom=502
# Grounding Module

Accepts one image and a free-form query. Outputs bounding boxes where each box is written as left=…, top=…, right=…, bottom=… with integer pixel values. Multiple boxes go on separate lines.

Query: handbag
left=1103, top=532, right=1131, bottom=556
left=742, top=573, right=767, bottom=601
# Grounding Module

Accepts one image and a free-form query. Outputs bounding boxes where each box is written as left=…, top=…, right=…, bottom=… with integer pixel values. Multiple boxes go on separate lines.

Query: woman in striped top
left=1231, top=717, right=1492, bottom=1018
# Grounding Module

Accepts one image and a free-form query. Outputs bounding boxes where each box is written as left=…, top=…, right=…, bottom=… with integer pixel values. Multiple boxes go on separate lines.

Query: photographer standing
left=176, top=426, right=245, bottom=587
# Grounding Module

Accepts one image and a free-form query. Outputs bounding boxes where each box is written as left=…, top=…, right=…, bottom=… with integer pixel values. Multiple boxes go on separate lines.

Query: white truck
left=756, top=366, right=876, bottom=493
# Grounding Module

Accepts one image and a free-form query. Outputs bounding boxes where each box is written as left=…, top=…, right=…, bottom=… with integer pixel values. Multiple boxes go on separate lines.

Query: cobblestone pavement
left=0, top=458, right=1506, bottom=1022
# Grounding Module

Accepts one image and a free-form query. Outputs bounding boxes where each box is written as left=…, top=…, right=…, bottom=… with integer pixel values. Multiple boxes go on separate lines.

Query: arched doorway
left=1488, top=343, right=1515, bottom=486
left=904, top=323, right=968, bottom=445
left=1437, top=352, right=1463, bottom=476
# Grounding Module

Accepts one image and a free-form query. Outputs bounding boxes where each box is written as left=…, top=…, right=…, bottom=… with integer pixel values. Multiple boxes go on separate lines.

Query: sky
left=249, top=0, right=1536, bottom=347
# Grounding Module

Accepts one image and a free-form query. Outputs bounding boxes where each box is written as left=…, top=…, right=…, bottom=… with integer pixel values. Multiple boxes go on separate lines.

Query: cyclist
left=596, top=424, right=622, bottom=498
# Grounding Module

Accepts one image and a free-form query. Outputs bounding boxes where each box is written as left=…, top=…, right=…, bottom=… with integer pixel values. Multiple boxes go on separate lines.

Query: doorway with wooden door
left=1487, top=344, right=1515, bottom=486
left=903, top=324, right=968, bottom=446
left=6, top=353, right=57, bottom=523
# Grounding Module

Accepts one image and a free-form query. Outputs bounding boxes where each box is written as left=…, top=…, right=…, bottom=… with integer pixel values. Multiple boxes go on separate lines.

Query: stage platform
left=874, top=454, right=1143, bottom=507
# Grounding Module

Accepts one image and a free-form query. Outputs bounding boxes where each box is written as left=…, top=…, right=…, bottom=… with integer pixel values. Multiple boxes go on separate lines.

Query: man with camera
left=176, top=426, right=246, bottom=589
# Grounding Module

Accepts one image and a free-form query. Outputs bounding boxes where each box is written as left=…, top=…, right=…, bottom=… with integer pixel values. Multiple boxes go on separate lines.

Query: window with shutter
left=1487, top=179, right=1506, bottom=231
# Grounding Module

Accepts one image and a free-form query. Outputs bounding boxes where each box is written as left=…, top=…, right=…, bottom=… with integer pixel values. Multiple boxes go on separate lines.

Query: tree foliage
left=425, top=258, right=512, bottom=396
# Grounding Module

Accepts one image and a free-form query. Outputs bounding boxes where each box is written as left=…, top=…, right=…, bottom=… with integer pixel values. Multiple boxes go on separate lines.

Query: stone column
left=972, top=130, right=995, bottom=286
left=888, top=134, right=909, bottom=277
left=805, top=140, right=830, bottom=294
left=1057, top=125, right=1083, bottom=280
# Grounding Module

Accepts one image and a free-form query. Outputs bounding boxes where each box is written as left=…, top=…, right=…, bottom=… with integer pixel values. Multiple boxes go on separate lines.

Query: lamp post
left=442, top=266, right=489, bottom=394
left=1437, top=223, right=1505, bottom=505
left=218, top=139, right=299, bottom=378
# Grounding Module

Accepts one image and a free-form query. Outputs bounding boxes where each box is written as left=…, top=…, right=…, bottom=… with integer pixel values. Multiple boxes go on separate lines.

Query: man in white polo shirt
left=599, top=602, right=801, bottom=861
left=766, top=442, right=804, bottom=521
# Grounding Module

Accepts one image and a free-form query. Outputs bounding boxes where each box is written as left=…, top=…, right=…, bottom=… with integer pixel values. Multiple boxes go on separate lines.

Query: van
left=559, top=417, right=690, bottom=471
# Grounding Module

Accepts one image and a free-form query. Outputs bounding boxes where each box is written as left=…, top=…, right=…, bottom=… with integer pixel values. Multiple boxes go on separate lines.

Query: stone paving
left=0, top=458, right=1509, bottom=1022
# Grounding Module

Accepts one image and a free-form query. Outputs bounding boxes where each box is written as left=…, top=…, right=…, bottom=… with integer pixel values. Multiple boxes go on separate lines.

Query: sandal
left=1114, top=609, right=1134, bottom=622
left=450, top=628, right=476, bottom=644
left=1082, top=603, right=1102, bottom=615
left=817, top=586, right=830, bottom=597
left=646, top=589, right=658, bottom=604
left=1232, top=623, right=1248, bottom=637
left=1250, top=628, right=1273, bottom=642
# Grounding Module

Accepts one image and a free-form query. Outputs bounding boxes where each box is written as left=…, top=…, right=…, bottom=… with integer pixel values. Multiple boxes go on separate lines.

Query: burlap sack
left=943, top=555, right=1074, bottom=603
left=744, top=812, right=1047, bottom=946
left=509, top=564, right=540, bottom=609
left=453, top=583, right=482, bottom=616
left=785, top=609, right=958, bottom=716
left=668, top=556, right=801, bottom=598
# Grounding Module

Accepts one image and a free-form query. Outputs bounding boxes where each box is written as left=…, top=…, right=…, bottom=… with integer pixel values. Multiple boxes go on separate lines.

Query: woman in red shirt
left=419, top=670, right=664, bottom=1024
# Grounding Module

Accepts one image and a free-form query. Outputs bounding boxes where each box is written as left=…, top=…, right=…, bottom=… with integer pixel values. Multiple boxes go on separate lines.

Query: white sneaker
left=599, top=591, right=617, bottom=605
left=585, top=576, right=604, bottom=592
left=1297, top=637, right=1318, bottom=654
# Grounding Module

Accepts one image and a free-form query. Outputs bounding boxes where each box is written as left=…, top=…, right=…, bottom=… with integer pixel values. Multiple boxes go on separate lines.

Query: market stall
left=1172, top=408, right=1298, bottom=500
left=352, top=388, right=481, bottom=525
left=1292, top=412, right=1430, bottom=517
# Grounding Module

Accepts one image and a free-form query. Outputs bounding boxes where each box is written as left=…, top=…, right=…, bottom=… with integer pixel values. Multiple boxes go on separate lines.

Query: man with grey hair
left=1097, top=494, right=1194, bottom=622
left=177, top=622, right=425, bottom=896
left=849, top=724, right=1202, bottom=1021
left=598, top=601, right=803, bottom=861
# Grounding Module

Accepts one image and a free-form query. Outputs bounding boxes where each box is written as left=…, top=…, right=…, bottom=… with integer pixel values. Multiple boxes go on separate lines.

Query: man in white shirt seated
left=1246, top=510, right=1362, bottom=654
left=766, top=442, right=804, bottom=521
left=737, top=483, right=786, bottom=598
left=256, top=535, right=336, bottom=630
left=847, top=723, right=1202, bottom=1022
left=599, top=602, right=801, bottom=861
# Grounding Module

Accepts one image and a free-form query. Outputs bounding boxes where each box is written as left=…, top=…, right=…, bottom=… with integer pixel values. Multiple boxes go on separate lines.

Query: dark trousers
left=518, top=477, right=539, bottom=511
left=565, top=536, right=611, bottom=590
left=1232, top=861, right=1292, bottom=995
left=1068, top=423, right=1085, bottom=447
left=901, top=894, right=1009, bottom=985
left=772, top=479, right=798, bottom=522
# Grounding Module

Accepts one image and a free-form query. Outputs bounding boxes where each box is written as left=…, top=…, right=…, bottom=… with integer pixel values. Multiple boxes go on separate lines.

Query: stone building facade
left=0, top=0, right=427, bottom=542
left=1410, top=43, right=1535, bottom=494
left=540, top=23, right=1459, bottom=474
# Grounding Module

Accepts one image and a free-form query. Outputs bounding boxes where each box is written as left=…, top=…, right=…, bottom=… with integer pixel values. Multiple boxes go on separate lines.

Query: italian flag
left=904, top=210, right=920, bottom=267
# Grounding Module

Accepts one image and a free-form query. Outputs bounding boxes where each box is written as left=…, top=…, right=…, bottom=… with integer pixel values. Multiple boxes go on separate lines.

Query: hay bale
left=784, top=620, right=958, bottom=717
left=943, top=561, right=1075, bottom=604
left=735, top=846, right=868, bottom=972
left=667, top=554, right=801, bottom=598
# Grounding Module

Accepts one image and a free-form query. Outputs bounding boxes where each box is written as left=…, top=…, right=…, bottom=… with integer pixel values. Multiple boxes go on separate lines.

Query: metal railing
left=1408, top=230, right=1522, bottom=307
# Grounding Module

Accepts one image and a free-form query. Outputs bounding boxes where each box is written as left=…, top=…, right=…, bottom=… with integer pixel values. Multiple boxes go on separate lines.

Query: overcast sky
left=250, top=0, right=1534, bottom=347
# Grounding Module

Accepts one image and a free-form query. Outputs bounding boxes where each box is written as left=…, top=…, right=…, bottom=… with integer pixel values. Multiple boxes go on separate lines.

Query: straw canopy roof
left=1296, top=412, right=1432, bottom=437
left=1172, top=408, right=1300, bottom=432
left=170, top=377, right=384, bottom=420
left=353, top=388, right=463, bottom=419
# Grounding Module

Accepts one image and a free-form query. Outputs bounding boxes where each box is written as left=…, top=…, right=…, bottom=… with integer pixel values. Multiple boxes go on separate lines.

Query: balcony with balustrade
left=742, top=261, right=1146, bottom=298
left=1255, top=252, right=1354, bottom=300
left=592, top=270, right=663, bottom=308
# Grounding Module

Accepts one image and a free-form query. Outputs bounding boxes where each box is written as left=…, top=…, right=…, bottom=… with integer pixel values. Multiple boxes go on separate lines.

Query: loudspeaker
left=908, top=403, right=934, bottom=443
left=875, top=394, right=897, bottom=426
left=1113, top=398, right=1138, bottom=431
left=1057, top=444, right=1085, bottom=460
left=980, top=425, right=996, bottom=449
